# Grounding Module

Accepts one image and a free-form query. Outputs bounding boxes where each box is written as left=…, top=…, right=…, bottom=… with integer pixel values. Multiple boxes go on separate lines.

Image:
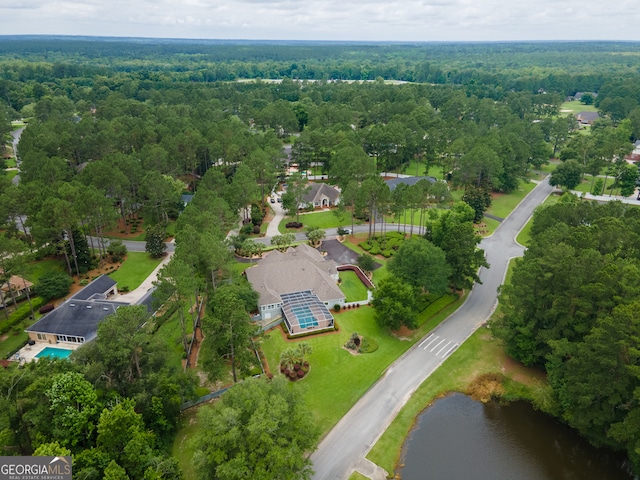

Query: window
left=36, top=333, right=46, bottom=340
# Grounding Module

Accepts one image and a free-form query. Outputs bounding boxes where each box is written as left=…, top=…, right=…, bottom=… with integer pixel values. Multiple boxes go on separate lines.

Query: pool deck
left=12, top=342, right=81, bottom=364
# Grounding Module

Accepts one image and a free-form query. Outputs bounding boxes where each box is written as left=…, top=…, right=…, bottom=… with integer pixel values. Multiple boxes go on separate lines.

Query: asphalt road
left=89, top=237, right=175, bottom=253
left=310, top=178, right=555, bottom=480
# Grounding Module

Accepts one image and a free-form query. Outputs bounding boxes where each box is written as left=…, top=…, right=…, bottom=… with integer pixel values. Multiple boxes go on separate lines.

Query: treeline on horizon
left=1, top=37, right=640, bottom=93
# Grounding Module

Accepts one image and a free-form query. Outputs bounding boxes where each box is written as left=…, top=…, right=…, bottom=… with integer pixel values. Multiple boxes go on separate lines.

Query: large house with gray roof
left=26, top=275, right=126, bottom=345
left=245, top=244, right=345, bottom=334
left=301, top=183, right=341, bottom=209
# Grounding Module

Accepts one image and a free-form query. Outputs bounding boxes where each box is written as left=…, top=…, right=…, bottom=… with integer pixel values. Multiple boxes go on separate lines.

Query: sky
left=1, top=0, right=639, bottom=42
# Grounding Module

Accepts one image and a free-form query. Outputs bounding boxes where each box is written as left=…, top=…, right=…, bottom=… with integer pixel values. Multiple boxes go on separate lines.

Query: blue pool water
left=291, top=305, right=319, bottom=328
left=35, top=347, right=73, bottom=360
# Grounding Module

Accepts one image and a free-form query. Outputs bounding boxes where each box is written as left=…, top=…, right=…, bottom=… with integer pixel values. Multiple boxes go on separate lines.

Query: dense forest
left=1, top=37, right=640, bottom=478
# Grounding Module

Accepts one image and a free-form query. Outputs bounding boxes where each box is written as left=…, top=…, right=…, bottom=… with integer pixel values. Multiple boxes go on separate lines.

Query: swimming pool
left=35, top=346, right=73, bottom=360
left=291, top=305, right=319, bottom=329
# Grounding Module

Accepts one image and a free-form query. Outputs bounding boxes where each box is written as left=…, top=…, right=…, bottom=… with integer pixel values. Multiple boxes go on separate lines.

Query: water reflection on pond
left=398, top=393, right=634, bottom=480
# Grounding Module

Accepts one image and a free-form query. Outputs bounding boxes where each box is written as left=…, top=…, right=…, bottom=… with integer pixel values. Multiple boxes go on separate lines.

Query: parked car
left=270, top=197, right=276, bottom=203
left=277, top=197, right=282, bottom=203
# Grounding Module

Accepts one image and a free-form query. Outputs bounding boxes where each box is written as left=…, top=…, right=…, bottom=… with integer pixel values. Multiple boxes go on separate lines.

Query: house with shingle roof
left=0, top=275, right=34, bottom=306
left=26, top=275, right=126, bottom=345
left=302, top=183, right=341, bottom=209
left=385, top=176, right=437, bottom=191
left=245, top=244, right=345, bottom=322
left=575, top=111, right=600, bottom=125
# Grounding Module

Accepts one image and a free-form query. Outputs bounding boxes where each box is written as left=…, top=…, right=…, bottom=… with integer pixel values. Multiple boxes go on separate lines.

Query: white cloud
left=0, top=0, right=639, bottom=40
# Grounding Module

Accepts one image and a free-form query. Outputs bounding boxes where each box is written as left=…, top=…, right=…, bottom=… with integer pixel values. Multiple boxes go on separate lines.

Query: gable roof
left=302, top=183, right=340, bottom=204
left=71, top=275, right=117, bottom=301
left=245, top=244, right=344, bottom=307
left=385, top=176, right=437, bottom=191
left=1, top=275, right=33, bottom=293
left=575, top=111, right=600, bottom=123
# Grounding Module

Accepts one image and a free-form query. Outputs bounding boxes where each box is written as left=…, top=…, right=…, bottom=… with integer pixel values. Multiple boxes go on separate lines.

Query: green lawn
left=5, top=157, right=17, bottom=168
left=0, top=329, right=29, bottom=359
left=479, top=217, right=500, bottom=236
left=560, top=100, right=597, bottom=115
left=25, top=258, right=65, bottom=283
left=338, top=270, right=369, bottom=302
left=514, top=193, right=565, bottom=247
left=172, top=408, right=200, bottom=480
left=572, top=175, right=616, bottom=195
left=279, top=210, right=355, bottom=233
left=486, top=180, right=536, bottom=219
left=153, top=303, right=194, bottom=371
left=108, top=252, right=163, bottom=291
left=261, top=294, right=464, bottom=436
left=5, top=170, right=18, bottom=181
left=348, top=472, right=369, bottom=480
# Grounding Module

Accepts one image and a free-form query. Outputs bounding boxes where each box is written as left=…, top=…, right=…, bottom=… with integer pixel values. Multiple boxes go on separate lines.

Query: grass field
left=560, top=100, right=597, bottom=115
left=572, top=175, right=616, bottom=195
left=486, top=180, right=537, bottom=219
left=25, top=258, right=65, bottom=282
left=279, top=210, right=355, bottom=233
left=260, top=294, right=463, bottom=436
left=338, top=270, right=369, bottom=302
left=0, top=328, right=29, bottom=360
left=108, top=252, right=163, bottom=291
left=153, top=303, right=194, bottom=371
left=172, top=408, right=199, bottom=480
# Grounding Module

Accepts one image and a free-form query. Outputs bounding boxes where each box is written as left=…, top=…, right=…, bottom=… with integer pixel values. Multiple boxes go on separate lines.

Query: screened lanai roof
left=280, top=290, right=334, bottom=336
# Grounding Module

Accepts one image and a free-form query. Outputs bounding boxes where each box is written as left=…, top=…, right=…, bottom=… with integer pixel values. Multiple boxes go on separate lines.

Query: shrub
left=592, top=178, right=604, bottom=196
left=107, top=239, right=128, bottom=259
left=369, top=246, right=381, bottom=255
left=350, top=332, right=361, bottom=346
left=253, top=225, right=261, bottom=234
left=0, top=297, right=45, bottom=335
left=359, top=241, right=372, bottom=251
left=39, top=304, right=54, bottom=314
left=297, top=369, right=305, bottom=378
left=79, top=279, right=89, bottom=286
left=285, top=222, right=303, bottom=229
left=382, top=250, right=393, bottom=258
left=334, top=304, right=341, bottom=312
left=120, top=285, right=130, bottom=292
left=240, top=224, right=253, bottom=235
left=357, top=253, right=377, bottom=272
left=35, top=271, right=73, bottom=301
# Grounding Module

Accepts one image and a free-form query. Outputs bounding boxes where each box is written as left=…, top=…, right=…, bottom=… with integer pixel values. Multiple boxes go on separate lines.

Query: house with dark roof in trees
left=26, top=275, right=126, bottom=345
left=384, top=176, right=437, bottom=191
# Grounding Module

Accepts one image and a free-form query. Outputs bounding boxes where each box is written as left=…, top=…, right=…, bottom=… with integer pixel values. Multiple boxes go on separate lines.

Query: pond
left=397, top=393, right=635, bottom=480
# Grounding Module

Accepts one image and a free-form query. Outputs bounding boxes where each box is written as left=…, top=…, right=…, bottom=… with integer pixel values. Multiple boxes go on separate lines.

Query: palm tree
left=280, top=347, right=298, bottom=371
left=297, top=342, right=312, bottom=365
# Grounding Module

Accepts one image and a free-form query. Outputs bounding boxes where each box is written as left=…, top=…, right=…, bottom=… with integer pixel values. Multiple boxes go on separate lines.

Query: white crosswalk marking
left=420, top=334, right=459, bottom=358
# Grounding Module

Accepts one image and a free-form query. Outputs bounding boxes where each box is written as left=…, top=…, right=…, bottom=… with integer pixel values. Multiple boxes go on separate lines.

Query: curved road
left=310, top=178, right=555, bottom=480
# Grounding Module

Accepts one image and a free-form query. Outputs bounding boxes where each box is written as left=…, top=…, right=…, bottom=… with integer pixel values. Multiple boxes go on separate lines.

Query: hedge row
left=0, top=297, right=45, bottom=336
